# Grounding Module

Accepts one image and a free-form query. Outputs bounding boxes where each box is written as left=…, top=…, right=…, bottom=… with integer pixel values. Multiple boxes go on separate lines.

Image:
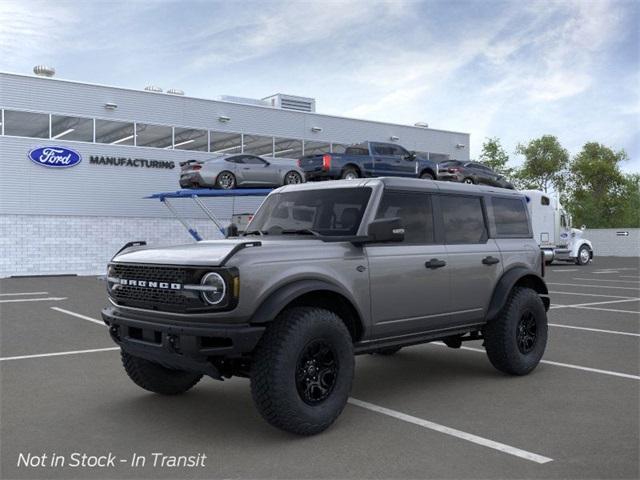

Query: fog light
left=200, top=272, right=226, bottom=305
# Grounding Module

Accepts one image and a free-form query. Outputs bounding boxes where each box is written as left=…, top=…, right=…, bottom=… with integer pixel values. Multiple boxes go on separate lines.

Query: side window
left=440, top=195, right=488, bottom=244
left=243, top=155, right=267, bottom=165
left=390, top=145, right=410, bottom=158
left=492, top=197, right=530, bottom=237
left=375, top=191, right=434, bottom=244
left=226, top=156, right=243, bottom=164
left=541, top=196, right=550, bottom=206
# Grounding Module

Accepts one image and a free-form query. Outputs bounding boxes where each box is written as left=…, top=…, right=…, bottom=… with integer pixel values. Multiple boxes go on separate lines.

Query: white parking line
left=51, top=307, right=105, bottom=326
left=432, top=344, right=640, bottom=381
left=573, top=278, right=640, bottom=284
left=570, top=306, right=639, bottom=315
left=0, top=297, right=67, bottom=304
left=0, top=291, right=49, bottom=296
left=0, top=347, right=119, bottom=362
left=549, top=291, right=634, bottom=299
left=550, top=298, right=639, bottom=310
left=348, top=398, right=553, bottom=464
left=547, top=282, right=640, bottom=291
left=549, top=323, right=640, bottom=337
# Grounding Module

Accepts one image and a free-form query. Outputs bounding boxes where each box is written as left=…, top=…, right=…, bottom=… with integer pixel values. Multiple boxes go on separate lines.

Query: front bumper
left=102, top=305, right=265, bottom=378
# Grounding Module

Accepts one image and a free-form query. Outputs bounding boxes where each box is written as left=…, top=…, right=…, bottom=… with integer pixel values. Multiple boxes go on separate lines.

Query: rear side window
left=440, top=195, right=488, bottom=244
left=376, top=191, right=434, bottom=244
left=345, top=146, right=369, bottom=155
left=492, top=197, right=530, bottom=237
left=541, top=196, right=550, bottom=206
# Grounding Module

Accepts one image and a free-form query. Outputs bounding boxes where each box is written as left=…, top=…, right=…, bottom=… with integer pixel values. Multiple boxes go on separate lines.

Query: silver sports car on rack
left=179, top=154, right=306, bottom=189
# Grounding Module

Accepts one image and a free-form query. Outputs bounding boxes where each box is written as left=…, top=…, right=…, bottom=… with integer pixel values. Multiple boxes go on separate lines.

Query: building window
left=135, top=123, right=173, bottom=148
left=429, top=153, right=450, bottom=163
left=273, top=137, right=303, bottom=159
left=51, top=114, right=93, bottom=142
left=173, top=127, right=208, bottom=151
left=303, top=140, right=331, bottom=155
left=210, top=131, right=242, bottom=154
left=243, top=134, right=274, bottom=156
left=95, top=119, right=135, bottom=145
left=4, top=110, right=49, bottom=138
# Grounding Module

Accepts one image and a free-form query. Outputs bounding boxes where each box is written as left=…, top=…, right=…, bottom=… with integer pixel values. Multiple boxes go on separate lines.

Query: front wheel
left=216, top=171, right=236, bottom=189
left=576, top=245, right=591, bottom=265
left=250, top=307, right=354, bottom=435
left=121, top=351, right=202, bottom=395
left=284, top=170, right=303, bottom=185
left=420, top=171, right=435, bottom=180
left=483, top=287, right=547, bottom=376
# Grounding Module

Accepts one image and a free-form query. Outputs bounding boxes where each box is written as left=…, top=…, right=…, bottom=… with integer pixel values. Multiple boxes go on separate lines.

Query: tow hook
left=109, top=325, right=120, bottom=342
left=167, top=334, right=181, bottom=353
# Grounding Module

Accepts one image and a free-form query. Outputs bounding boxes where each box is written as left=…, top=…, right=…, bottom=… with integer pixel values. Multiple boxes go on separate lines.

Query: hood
left=113, top=239, right=250, bottom=266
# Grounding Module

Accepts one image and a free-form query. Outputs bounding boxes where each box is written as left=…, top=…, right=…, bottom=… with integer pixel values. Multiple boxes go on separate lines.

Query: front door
left=437, top=194, right=503, bottom=326
left=366, top=190, right=451, bottom=339
left=237, top=155, right=273, bottom=185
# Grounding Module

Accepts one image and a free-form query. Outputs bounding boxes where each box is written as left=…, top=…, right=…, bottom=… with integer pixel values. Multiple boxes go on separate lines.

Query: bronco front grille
left=108, top=263, right=207, bottom=313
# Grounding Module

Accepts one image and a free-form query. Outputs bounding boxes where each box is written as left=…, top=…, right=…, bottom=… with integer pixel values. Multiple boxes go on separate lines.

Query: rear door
left=366, top=190, right=451, bottom=339
left=437, top=193, right=503, bottom=325
left=370, top=143, right=396, bottom=177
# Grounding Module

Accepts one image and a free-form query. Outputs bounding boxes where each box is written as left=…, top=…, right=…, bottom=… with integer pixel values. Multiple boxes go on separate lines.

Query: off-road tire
left=373, top=346, right=402, bottom=356
left=420, top=171, right=435, bottom=180
left=575, top=245, right=591, bottom=265
left=483, top=287, right=547, bottom=376
left=215, top=171, right=236, bottom=189
left=250, top=307, right=354, bottom=435
left=341, top=167, right=360, bottom=180
left=121, top=351, right=202, bottom=395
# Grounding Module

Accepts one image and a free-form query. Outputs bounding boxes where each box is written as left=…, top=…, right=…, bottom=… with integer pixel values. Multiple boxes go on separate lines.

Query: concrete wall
left=584, top=228, right=640, bottom=257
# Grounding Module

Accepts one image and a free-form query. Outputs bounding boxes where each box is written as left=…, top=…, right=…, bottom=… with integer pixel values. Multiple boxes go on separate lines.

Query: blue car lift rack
left=146, top=188, right=272, bottom=241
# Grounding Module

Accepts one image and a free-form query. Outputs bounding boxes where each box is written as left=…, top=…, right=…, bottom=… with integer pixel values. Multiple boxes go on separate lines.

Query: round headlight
left=200, top=272, right=226, bottom=305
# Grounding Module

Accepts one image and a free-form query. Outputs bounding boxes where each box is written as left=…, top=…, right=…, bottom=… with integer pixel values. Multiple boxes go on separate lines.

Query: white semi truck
left=521, top=190, right=593, bottom=265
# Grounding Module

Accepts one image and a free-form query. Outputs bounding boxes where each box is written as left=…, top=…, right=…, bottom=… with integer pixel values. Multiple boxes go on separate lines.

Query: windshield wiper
left=280, top=228, right=321, bottom=237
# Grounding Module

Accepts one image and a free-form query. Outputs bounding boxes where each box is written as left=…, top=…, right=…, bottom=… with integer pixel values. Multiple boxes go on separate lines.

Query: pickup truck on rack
left=298, top=141, right=438, bottom=181
left=102, top=177, right=549, bottom=436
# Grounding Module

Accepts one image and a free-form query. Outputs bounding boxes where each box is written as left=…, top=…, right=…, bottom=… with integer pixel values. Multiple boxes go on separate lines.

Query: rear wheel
left=463, top=177, right=474, bottom=184
left=576, top=245, right=591, bottom=265
left=420, top=171, right=435, bottom=180
left=284, top=170, right=303, bottom=185
left=341, top=167, right=359, bottom=180
left=216, top=171, right=236, bottom=189
left=250, top=307, right=354, bottom=435
left=483, top=287, right=547, bottom=376
left=121, top=351, right=202, bottom=395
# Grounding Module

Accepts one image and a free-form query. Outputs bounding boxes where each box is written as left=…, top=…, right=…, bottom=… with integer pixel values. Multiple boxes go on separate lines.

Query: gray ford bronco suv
left=102, top=177, right=550, bottom=435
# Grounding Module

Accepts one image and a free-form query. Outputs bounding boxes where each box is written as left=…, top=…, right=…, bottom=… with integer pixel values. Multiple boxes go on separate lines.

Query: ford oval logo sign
left=28, top=146, right=82, bottom=168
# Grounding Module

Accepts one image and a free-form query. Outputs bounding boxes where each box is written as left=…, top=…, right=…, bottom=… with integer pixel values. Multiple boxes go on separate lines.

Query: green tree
left=565, top=142, right=637, bottom=228
left=515, top=135, right=569, bottom=193
left=479, top=137, right=511, bottom=175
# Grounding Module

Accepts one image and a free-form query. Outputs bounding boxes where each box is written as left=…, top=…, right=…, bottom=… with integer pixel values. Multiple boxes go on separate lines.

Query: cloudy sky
left=1, top=0, right=638, bottom=171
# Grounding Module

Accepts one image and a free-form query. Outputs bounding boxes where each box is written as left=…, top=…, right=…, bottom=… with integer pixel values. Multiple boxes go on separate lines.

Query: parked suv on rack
left=102, top=178, right=549, bottom=435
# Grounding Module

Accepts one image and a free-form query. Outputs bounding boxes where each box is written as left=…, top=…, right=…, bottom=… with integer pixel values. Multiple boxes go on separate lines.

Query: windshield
left=246, top=188, right=372, bottom=237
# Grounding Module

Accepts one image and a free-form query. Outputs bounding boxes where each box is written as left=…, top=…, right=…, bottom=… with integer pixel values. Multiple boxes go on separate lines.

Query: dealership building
left=0, top=69, right=470, bottom=277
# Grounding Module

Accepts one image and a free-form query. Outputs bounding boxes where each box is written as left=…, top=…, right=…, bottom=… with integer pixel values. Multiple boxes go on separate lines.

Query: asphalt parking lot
left=1, top=256, right=638, bottom=479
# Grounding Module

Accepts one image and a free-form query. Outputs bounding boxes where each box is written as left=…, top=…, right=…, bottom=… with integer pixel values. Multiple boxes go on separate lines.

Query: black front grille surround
left=107, top=263, right=237, bottom=313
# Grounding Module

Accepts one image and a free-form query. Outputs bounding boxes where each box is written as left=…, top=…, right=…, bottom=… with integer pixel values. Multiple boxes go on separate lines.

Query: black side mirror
left=367, top=217, right=404, bottom=243
left=404, top=151, right=416, bottom=161
left=225, top=223, right=239, bottom=238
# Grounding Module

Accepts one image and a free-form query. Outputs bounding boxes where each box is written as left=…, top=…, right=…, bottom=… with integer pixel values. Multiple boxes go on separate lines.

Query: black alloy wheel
left=516, top=311, right=537, bottom=354
left=285, top=171, right=303, bottom=185
left=296, top=340, right=338, bottom=405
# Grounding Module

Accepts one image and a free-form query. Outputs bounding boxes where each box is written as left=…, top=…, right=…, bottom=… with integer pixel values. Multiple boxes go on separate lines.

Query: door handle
left=425, top=258, right=446, bottom=269
left=482, top=256, right=500, bottom=265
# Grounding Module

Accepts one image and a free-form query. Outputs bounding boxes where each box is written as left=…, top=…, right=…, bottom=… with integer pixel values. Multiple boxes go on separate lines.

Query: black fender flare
left=249, top=279, right=362, bottom=325
left=486, top=267, right=549, bottom=321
